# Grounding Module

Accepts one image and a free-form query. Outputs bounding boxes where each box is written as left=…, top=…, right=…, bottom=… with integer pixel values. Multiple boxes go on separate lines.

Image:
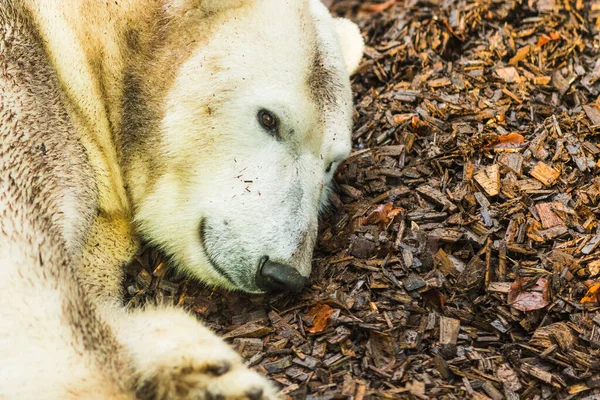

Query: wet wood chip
left=521, top=363, right=553, bottom=384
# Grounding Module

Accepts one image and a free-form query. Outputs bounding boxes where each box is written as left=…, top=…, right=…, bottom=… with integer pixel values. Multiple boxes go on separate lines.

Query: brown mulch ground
left=125, top=1, right=600, bottom=398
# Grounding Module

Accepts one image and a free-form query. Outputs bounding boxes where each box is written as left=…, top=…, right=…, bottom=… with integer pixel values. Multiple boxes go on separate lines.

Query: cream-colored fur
left=0, top=0, right=363, bottom=398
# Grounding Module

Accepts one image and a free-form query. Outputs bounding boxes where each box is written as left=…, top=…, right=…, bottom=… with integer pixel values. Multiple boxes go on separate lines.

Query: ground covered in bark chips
left=125, top=1, right=600, bottom=398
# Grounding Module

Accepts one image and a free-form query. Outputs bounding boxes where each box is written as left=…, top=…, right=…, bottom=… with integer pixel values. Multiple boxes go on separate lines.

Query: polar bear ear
left=333, top=18, right=364, bottom=76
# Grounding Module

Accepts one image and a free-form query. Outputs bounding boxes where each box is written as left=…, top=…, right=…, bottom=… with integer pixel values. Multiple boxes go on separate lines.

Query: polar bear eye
left=258, top=109, right=279, bottom=133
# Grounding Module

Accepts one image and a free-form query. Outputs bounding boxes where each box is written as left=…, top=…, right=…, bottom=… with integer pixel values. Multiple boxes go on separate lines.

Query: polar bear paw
left=114, top=306, right=278, bottom=400
left=136, top=354, right=276, bottom=400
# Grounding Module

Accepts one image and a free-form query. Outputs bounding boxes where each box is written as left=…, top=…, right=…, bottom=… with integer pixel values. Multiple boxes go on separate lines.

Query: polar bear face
left=131, top=0, right=363, bottom=293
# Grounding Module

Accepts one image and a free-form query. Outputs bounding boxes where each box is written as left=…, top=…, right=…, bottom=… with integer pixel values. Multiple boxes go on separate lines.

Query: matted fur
left=0, top=0, right=363, bottom=398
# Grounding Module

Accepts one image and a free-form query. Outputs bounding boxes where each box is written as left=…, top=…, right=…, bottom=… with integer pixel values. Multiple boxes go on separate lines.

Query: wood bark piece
left=582, top=234, right=600, bottom=255
left=435, top=248, right=465, bottom=276
left=223, top=323, right=273, bottom=339
left=496, top=66, right=521, bottom=83
left=521, top=363, right=553, bottom=384
left=474, top=164, right=500, bottom=197
left=416, top=184, right=457, bottom=212
left=584, top=104, right=600, bottom=126
left=535, top=202, right=565, bottom=228
left=498, top=153, right=523, bottom=174
left=530, top=162, right=560, bottom=186
left=439, top=317, right=460, bottom=345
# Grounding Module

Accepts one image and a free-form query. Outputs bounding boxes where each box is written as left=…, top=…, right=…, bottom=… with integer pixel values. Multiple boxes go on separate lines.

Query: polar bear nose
left=255, top=256, right=306, bottom=293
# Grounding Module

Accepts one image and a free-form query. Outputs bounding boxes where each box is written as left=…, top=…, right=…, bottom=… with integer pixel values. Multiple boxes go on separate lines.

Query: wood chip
left=496, top=66, right=521, bottom=83
left=416, top=185, right=457, bottom=212
left=530, top=162, right=560, bottom=186
left=439, top=317, right=460, bottom=345
left=583, top=104, right=600, bottom=126
left=509, top=45, right=530, bottom=65
left=474, top=164, right=500, bottom=196
left=487, top=282, right=512, bottom=294
left=535, top=202, right=565, bottom=228
left=521, top=363, right=553, bottom=384
left=223, top=323, right=273, bottom=339
left=498, top=153, right=523, bottom=174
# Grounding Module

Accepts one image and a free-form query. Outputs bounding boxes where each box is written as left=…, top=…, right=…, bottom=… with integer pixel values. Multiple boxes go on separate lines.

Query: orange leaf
left=581, top=282, right=600, bottom=303
left=363, top=202, right=402, bottom=226
left=538, top=32, right=560, bottom=47
left=484, top=133, right=526, bottom=150
left=306, top=304, right=334, bottom=334
left=496, top=133, right=524, bottom=147
left=537, top=34, right=551, bottom=47
left=360, top=0, right=397, bottom=13
left=411, top=115, right=422, bottom=127
left=374, top=202, right=394, bottom=222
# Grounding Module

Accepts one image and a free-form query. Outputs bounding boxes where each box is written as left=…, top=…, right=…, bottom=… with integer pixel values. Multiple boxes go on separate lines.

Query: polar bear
left=0, top=0, right=363, bottom=399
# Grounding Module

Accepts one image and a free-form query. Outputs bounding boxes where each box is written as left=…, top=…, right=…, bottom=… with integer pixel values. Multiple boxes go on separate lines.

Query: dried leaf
left=484, top=133, right=526, bottom=151
left=305, top=304, right=334, bottom=334
left=537, top=32, right=560, bottom=47
left=537, top=34, right=552, bottom=47
left=581, top=282, right=600, bottom=303
left=363, top=202, right=402, bottom=226
left=508, top=277, right=550, bottom=311
left=359, top=0, right=397, bottom=13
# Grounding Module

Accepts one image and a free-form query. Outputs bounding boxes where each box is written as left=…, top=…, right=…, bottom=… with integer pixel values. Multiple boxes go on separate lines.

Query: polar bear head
left=126, top=0, right=363, bottom=293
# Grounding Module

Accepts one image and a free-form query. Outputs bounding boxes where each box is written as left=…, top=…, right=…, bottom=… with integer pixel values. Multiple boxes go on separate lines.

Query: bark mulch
left=125, top=1, right=600, bottom=398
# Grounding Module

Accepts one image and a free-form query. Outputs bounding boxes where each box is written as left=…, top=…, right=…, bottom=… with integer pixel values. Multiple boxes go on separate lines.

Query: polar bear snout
left=198, top=216, right=314, bottom=293
left=255, top=256, right=307, bottom=293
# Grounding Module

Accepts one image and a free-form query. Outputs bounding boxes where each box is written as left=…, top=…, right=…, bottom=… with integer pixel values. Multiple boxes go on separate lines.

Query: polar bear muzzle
left=199, top=216, right=312, bottom=293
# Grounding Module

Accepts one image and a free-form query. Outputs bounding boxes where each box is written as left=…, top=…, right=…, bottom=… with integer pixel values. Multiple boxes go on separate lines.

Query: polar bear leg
left=78, top=212, right=139, bottom=308
left=78, top=214, right=277, bottom=399
left=108, top=306, right=278, bottom=400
